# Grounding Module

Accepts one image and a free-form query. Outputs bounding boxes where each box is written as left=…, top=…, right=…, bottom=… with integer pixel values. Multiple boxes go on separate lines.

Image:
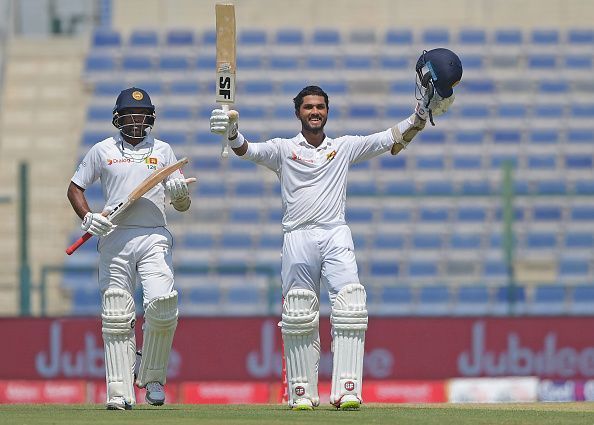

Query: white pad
left=102, top=288, right=137, bottom=405
left=330, top=283, right=368, bottom=406
left=281, top=289, right=320, bottom=407
left=136, top=290, right=178, bottom=387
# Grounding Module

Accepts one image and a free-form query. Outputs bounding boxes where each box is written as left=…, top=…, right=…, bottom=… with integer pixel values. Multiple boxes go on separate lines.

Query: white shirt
left=71, top=133, right=183, bottom=228
left=244, top=129, right=394, bottom=232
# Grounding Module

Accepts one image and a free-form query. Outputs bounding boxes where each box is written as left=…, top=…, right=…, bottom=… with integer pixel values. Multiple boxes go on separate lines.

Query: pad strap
left=136, top=291, right=178, bottom=387
left=281, top=289, right=320, bottom=407
left=102, top=288, right=137, bottom=405
left=330, top=283, right=368, bottom=406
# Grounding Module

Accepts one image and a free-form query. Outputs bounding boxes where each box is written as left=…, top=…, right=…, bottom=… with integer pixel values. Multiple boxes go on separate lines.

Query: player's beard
left=300, top=113, right=327, bottom=134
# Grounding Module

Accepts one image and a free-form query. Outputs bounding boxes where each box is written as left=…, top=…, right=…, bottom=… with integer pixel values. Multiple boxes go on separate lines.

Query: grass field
left=2, top=403, right=594, bottom=425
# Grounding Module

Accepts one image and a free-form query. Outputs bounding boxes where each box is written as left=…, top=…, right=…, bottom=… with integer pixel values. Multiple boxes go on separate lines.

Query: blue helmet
left=415, top=48, right=463, bottom=98
left=112, top=87, right=156, bottom=139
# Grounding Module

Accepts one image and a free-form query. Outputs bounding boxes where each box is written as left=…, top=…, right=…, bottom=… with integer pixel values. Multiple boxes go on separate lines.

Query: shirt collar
left=115, top=132, right=154, bottom=149
left=297, top=132, right=329, bottom=148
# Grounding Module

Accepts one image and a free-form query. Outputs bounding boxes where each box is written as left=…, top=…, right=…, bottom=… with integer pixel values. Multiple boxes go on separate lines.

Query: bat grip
left=65, top=232, right=92, bottom=255
left=221, top=104, right=229, bottom=158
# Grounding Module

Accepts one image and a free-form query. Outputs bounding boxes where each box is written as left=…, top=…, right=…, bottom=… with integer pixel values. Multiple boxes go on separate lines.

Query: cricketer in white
left=210, top=49, right=461, bottom=411
left=67, top=87, right=195, bottom=410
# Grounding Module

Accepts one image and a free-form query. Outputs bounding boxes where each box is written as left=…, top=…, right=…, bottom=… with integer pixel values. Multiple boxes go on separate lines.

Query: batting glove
left=166, top=177, right=189, bottom=202
left=81, top=212, right=114, bottom=237
left=210, top=109, right=229, bottom=135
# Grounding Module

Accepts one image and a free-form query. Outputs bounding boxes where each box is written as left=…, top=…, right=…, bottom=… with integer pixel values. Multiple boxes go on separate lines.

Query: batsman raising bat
left=210, top=48, right=462, bottom=411
left=67, top=87, right=196, bottom=410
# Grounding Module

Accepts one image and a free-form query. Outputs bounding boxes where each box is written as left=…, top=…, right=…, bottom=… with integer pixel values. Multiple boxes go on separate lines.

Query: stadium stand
left=57, top=26, right=594, bottom=316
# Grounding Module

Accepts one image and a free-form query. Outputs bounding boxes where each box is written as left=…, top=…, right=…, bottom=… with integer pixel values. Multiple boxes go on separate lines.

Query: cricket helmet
left=415, top=48, right=463, bottom=98
left=112, top=87, right=156, bottom=139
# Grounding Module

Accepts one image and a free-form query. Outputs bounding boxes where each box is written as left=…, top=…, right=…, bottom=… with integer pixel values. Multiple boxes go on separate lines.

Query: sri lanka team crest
left=145, top=157, right=158, bottom=170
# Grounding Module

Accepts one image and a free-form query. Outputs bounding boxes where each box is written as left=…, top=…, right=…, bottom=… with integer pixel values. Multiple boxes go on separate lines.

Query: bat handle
left=66, top=232, right=92, bottom=255
left=221, top=104, right=230, bottom=158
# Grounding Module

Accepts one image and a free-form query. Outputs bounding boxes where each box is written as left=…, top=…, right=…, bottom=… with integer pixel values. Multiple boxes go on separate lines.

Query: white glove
left=81, top=212, right=114, bottom=237
left=416, top=85, right=455, bottom=123
left=210, top=108, right=239, bottom=140
left=166, top=177, right=189, bottom=202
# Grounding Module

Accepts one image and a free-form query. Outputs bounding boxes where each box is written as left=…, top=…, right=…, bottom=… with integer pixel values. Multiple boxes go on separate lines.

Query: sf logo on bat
left=216, top=72, right=235, bottom=102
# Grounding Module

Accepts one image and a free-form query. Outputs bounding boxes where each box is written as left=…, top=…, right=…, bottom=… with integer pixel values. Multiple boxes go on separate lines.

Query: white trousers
left=281, top=225, right=360, bottom=305
left=98, top=227, right=175, bottom=307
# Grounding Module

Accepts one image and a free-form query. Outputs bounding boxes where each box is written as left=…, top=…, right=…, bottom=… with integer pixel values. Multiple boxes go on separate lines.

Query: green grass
left=2, top=403, right=594, bottom=425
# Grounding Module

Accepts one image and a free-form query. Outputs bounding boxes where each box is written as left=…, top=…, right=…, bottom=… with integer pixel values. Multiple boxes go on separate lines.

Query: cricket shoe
left=337, top=394, right=361, bottom=410
left=106, top=396, right=132, bottom=410
left=292, top=398, right=314, bottom=411
left=145, top=382, right=166, bottom=406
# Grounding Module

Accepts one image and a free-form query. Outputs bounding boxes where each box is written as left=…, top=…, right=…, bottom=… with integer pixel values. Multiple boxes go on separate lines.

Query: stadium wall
left=112, top=0, right=594, bottom=33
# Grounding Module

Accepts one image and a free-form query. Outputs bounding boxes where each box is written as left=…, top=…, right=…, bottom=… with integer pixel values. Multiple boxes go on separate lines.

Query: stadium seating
left=68, top=26, right=594, bottom=316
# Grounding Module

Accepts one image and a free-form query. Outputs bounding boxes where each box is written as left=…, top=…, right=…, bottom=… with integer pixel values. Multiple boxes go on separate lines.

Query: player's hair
left=293, top=86, right=329, bottom=112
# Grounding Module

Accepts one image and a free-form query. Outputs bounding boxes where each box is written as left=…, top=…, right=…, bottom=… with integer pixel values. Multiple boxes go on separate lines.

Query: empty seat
left=370, top=261, right=399, bottom=277
left=569, top=285, right=594, bottom=315
left=408, top=261, right=438, bottom=277
left=565, top=55, right=592, bottom=69
left=564, top=233, right=594, bottom=249
left=531, top=29, right=559, bottom=45
left=458, top=28, right=487, bottom=45
left=170, top=80, right=200, bottom=95
left=416, top=156, right=444, bottom=170
left=165, top=29, right=195, bottom=47
left=129, top=31, right=158, bottom=48
left=419, top=207, right=449, bottom=222
left=454, top=286, right=490, bottom=316
left=236, top=55, right=264, bottom=70
left=535, top=180, right=566, bottom=195
left=85, top=54, right=116, bottom=72
left=532, top=206, right=562, bottom=221
left=311, top=28, right=341, bottom=44
left=493, top=130, right=521, bottom=144
left=220, top=234, right=253, bottom=249
left=568, top=29, right=594, bottom=45
left=122, top=55, right=153, bottom=71
left=229, top=209, right=260, bottom=223
left=453, top=155, right=482, bottom=169
left=270, top=56, right=300, bottom=70
left=379, top=156, right=406, bottom=170
left=456, top=207, right=487, bottom=222
left=184, top=233, right=215, bottom=249
left=275, top=29, right=304, bottom=45
left=188, top=287, right=221, bottom=304
left=533, top=104, right=564, bottom=118
left=373, top=233, right=405, bottom=249
left=238, top=29, right=267, bottom=45
left=346, top=207, right=374, bottom=222
left=240, top=80, right=275, bottom=94
left=568, top=130, right=594, bottom=144
left=525, top=232, right=557, bottom=249
left=528, top=155, right=556, bottom=169
left=343, top=55, right=375, bottom=70
left=454, top=131, right=484, bottom=145
left=527, top=55, right=557, bottom=69
left=423, top=181, right=454, bottom=196
left=158, top=55, right=191, bottom=71
left=347, top=182, right=378, bottom=196
left=195, top=54, right=216, bottom=70
left=575, top=180, right=594, bottom=195
left=570, top=206, right=594, bottom=221
left=377, top=286, right=414, bottom=315
left=569, top=104, right=594, bottom=118
left=157, top=131, right=186, bottom=145
left=92, top=29, right=122, bottom=48
left=492, top=285, right=526, bottom=315
left=305, top=56, right=337, bottom=69
left=461, top=180, right=491, bottom=196
left=494, top=29, right=523, bottom=45
left=71, top=288, right=101, bottom=315
left=384, top=29, right=413, bottom=45
left=416, top=285, right=450, bottom=315
left=232, top=181, right=265, bottom=196
left=384, top=180, right=417, bottom=196
left=160, top=106, right=192, bottom=120
left=450, top=233, right=482, bottom=249
left=529, top=130, right=559, bottom=144
left=558, top=258, right=590, bottom=279
left=528, top=285, right=566, bottom=315
left=422, top=28, right=450, bottom=44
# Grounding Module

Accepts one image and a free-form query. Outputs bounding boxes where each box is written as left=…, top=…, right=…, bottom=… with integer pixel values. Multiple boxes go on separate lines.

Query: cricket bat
left=215, top=3, right=236, bottom=158
left=66, top=157, right=193, bottom=255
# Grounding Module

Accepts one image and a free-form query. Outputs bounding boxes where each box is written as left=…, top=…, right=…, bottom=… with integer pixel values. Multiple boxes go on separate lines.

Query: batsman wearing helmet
left=67, top=87, right=195, bottom=410
left=210, top=48, right=462, bottom=410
